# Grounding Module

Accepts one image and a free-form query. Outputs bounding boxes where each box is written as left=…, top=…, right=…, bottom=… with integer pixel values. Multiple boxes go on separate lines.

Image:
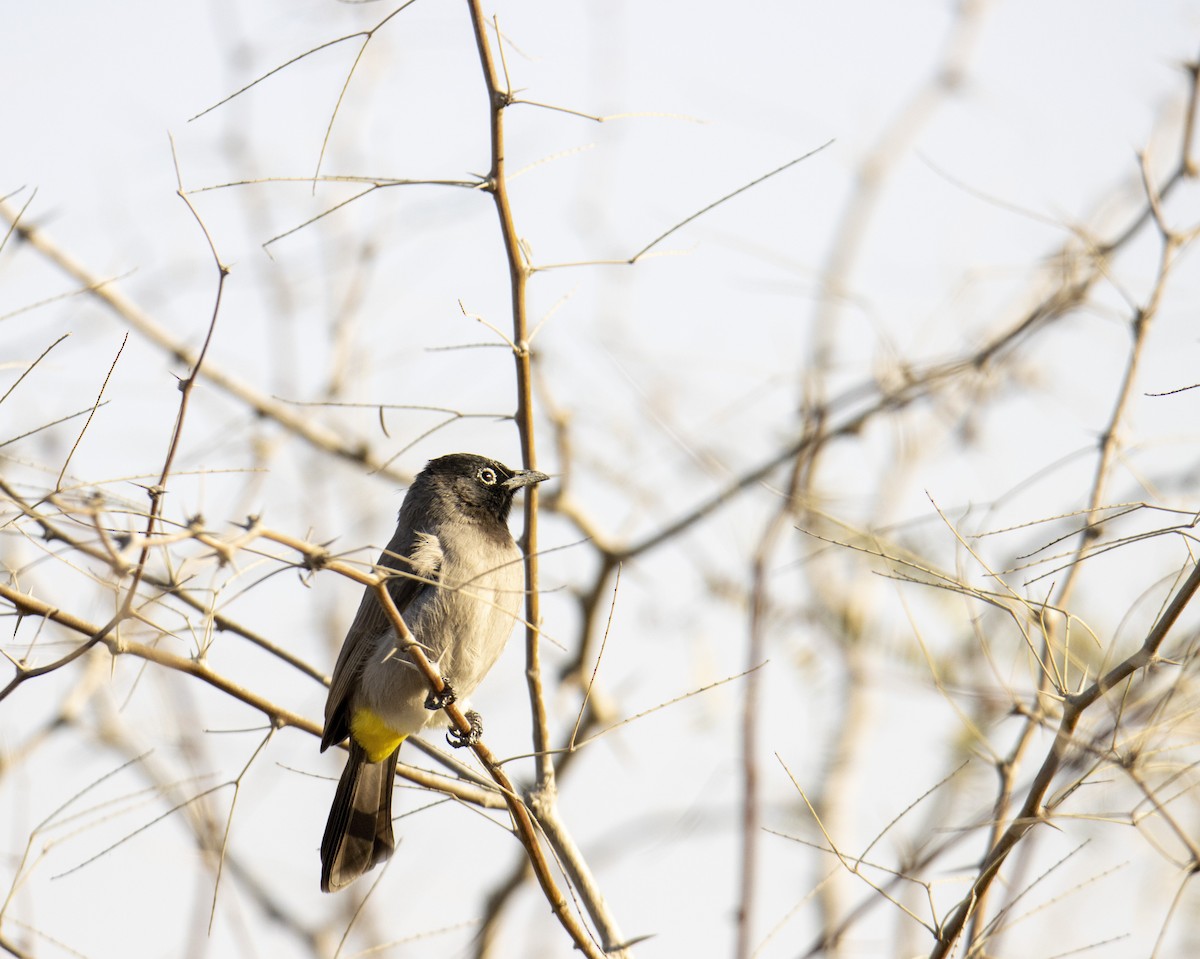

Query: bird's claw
left=447, top=710, right=483, bottom=749
left=424, top=681, right=457, bottom=711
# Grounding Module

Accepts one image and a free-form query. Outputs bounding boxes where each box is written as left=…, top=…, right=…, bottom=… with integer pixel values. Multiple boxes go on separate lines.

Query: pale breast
left=423, top=532, right=523, bottom=697
left=357, top=526, right=524, bottom=736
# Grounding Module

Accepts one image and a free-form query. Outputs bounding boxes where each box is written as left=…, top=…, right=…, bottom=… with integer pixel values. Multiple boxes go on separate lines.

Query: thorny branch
left=4, top=8, right=1200, bottom=959
left=938, top=58, right=1200, bottom=959
left=464, top=5, right=632, bottom=956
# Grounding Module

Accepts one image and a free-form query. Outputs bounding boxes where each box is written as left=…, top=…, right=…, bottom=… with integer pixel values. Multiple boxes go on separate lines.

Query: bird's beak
left=503, top=469, right=550, bottom=491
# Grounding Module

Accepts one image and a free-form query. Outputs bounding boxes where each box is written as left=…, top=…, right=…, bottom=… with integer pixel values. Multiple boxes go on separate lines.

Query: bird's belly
left=359, top=544, right=522, bottom=735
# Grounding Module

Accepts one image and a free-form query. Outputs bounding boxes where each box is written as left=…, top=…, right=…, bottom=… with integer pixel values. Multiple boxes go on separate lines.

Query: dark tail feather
left=320, top=741, right=399, bottom=892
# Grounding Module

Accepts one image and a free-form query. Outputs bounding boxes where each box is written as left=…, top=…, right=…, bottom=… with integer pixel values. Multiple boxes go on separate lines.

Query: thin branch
left=0, top=334, right=70, bottom=407
left=56, top=334, right=126, bottom=490
left=930, top=556, right=1200, bottom=957
left=188, top=1, right=420, bottom=123
left=0, top=197, right=409, bottom=483
left=628, top=142, right=833, bottom=263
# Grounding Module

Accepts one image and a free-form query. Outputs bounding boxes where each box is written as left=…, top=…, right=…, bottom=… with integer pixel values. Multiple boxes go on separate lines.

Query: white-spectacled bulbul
left=320, top=452, right=547, bottom=892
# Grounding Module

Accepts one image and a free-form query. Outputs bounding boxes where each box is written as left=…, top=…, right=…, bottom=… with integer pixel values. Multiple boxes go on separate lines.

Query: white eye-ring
left=477, top=467, right=498, bottom=486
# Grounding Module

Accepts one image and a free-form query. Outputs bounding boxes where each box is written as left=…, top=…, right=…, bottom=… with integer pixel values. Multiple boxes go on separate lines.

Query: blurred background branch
left=2, top=5, right=1200, bottom=959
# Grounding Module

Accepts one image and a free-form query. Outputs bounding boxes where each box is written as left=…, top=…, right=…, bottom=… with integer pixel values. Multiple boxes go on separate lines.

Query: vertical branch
left=158, top=136, right=230, bottom=508
left=463, top=8, right=633, bottom=957
left=736, top=516, right=784, bottom=959
left=810, top=0, right=987, bottom=390
left=801, top=7, right=986, bottom=943
left=737, top=447, right=821, bottom=959
left=961, top=103, right=1196, bottom=955
left=464, top=1, right=552, bottom=784
left=117, top=135, right=230, bottom=610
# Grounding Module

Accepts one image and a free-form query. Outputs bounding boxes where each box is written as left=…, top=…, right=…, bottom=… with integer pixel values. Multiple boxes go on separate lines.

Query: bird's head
left=416, top=453, right=548, bottom=524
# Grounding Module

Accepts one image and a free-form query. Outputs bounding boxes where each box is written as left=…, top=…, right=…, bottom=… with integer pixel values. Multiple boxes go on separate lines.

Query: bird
left=319, top=452, right=548, bottom=892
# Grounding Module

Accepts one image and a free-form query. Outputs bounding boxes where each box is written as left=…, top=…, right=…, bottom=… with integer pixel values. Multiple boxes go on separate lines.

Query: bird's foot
left=447, top=710, right=483, bottom=749
left=424, top=681, right=457, bottom=711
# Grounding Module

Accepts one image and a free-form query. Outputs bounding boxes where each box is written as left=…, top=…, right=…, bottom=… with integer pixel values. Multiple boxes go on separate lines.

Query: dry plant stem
left=807, top=647, right=873, bottom=955
left=0, top=198, right=409, bottom=485
left=736, top=453, right=808, bottom=959
left=55, top=335, right=126, bottom=491
left=130, top=168, right=226, bottom=638
left=811, top=0, right=986, bottom=376
left=90, top=691, right=322, bottom=954
left=475, top=593, right=619, bottom=951
left=617, top=261, right=1084, bottom=566
left=930, top=556, right=1200, bottom=957
left=595, top=53, right=1200, bottom=596
left=475, top=859, right=534, bottom=959
left=0, top=333, right=69, bottom=407
left=972, top=260, right=1174, bottom=955
left=0, top=523, right=501, bottom=806
left=0, top=480, right=326, bottom=684
left=736, top=527, right=779, bottom=959
left=959, top=704, right=1038, bottom=952
left=464, top=0, right=551, bottom=779
left=965, top=147, right=1188, bottom=953
left=0, top=932, right=33, bottom=959
left=0, top=581, right=318, bottom=737
left=508, top=63, right=1193, bottom=947
left=1050, top=215, right=1180, bottom=618
left=0, top=171, right=226, bottom=700
left=558, top=245, right=1081, bottom=680
left=532, top=790, right=634, bottom=953
left=465, top=6, right=632, bottom=956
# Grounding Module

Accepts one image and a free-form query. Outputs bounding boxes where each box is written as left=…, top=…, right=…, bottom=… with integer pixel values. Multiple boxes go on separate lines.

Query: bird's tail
left=320, top=739, right=400, bottom=892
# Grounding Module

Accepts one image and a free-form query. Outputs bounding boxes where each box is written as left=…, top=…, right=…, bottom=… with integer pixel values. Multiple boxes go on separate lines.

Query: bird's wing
left=321, top=526, right=442, bottom=750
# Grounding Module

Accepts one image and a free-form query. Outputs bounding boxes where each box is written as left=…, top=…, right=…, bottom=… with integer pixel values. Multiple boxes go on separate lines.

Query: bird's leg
left=424, top=680, right=457, bottom=711
left=446, top=710, right=483, bottom=748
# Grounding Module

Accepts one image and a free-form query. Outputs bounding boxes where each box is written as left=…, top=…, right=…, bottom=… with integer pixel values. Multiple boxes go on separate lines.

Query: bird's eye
left=477, top=467, right=497, bottom=486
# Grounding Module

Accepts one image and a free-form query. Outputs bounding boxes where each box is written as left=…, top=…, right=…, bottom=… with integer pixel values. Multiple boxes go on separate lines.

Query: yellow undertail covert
left=350, top=707, right=408, bottom=763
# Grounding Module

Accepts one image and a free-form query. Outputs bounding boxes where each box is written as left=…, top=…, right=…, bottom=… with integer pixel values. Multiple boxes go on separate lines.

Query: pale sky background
left=4, top=2, right=1200, bottom=958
